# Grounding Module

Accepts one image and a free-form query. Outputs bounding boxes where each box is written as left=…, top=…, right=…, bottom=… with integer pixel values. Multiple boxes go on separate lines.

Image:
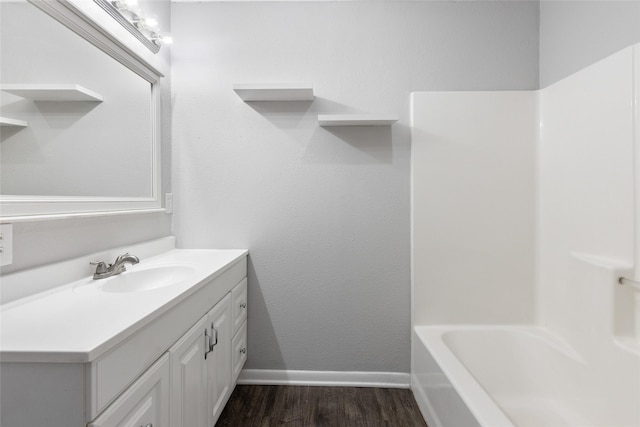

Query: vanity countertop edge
left=0, top=248, right=249, bottom=363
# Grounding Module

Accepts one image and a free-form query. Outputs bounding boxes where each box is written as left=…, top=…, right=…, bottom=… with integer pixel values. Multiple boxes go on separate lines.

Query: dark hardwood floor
left=216, top=385, right=429, bottom=427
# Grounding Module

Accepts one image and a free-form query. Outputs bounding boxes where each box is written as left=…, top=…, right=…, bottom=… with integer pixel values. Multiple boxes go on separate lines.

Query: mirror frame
left=0, top=0, right=164, bottom=222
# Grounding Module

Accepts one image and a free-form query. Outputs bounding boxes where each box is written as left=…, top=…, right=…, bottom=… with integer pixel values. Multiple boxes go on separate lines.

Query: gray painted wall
left=539, top=0, right=640, bottom=88
left=0, top=1, right=173, bottom=275
left=171, top=1, right=539, bottom=373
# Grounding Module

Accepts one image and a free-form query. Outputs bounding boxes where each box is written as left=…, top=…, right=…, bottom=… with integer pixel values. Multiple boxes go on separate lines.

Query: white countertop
left=0, top=249, right=248, bottom=363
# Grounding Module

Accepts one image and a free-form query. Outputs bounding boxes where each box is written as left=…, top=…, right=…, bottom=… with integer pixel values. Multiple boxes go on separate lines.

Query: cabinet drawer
left=232, top=320, right=247, bottom=383
left=231, top=278, right=247, bottom=334
left=89, top=353, right=170, bottom=427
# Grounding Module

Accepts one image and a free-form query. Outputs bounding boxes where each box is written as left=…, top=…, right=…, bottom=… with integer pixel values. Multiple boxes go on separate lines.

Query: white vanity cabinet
left=0, top=248, right=248, bottom=427
left=169, top=279, right=247, bottom=427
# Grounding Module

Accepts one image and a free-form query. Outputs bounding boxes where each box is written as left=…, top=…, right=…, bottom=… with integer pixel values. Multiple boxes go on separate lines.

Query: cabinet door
left=207, top=293, right=232, bottom=426
left=169, top=315, right=209, bottom=427
left=89, top=353, right=170, bottom=427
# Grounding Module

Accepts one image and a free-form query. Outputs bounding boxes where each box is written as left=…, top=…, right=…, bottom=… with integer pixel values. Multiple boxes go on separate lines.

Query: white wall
left=171, top=1, right=539, bottom=373
left=539, top=0, right=640, bottom=88
left=0, top=0, right=173, bottom=275
left=538, top=0, right=639, bottom=340
left=537, top=45, right=639, bottom=423
left=411, top=91, right=537, bottom=326
left=538, top=45, right=637, bottom=333
left=411, top=41, right=638, bottom=334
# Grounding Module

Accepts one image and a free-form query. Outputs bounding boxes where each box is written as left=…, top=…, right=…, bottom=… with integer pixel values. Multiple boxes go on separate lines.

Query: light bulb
left=152, top=35, right=173, bottom=46
left=111, top=0, right=127, bottom=10
left=144, top=17, right=159, bottom=31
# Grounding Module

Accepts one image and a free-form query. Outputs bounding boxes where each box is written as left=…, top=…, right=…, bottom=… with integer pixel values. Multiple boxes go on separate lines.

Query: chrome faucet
left=91, top=253, right=140, bottom=280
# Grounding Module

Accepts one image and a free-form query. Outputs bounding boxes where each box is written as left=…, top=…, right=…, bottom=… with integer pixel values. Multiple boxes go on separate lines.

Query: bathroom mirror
left=0, top=0, right=163, bottom=220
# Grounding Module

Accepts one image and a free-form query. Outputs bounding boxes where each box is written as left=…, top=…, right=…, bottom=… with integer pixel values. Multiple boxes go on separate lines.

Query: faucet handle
left=90, top=261, right=108, bottom=274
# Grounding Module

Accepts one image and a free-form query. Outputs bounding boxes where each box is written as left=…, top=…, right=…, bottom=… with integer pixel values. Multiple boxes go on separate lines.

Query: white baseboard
left=237, top=369, right=411, bottom=388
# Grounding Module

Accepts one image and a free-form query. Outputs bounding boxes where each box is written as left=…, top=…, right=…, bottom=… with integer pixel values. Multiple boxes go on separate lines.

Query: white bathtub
left=412, top=326, right=640, bottom=427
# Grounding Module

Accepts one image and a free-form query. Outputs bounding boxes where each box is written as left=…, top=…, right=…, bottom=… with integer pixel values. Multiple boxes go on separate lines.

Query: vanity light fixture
left=94, top=0, right=172, bottom=52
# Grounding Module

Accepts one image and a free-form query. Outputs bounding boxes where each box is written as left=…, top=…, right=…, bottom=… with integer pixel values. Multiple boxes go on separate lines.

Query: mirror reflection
left=0, top=0, right=153, bottom=198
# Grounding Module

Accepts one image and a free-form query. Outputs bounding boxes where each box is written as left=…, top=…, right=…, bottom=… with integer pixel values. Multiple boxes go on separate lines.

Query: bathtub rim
left=412, top=324, right=586, bottom=427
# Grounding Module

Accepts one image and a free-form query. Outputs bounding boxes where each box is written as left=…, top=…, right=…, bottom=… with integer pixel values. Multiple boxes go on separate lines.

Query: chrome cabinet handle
left=204, top=328, right=213, bottom=359
left=211, top=322, right=218, bottom=348
left=240, top=347, right=247, bottom=354
left=204, top=323, right=218, bottom=360
left=204, top=329, right=210, bottom=359
left=240, top=303, right=247, bottom=309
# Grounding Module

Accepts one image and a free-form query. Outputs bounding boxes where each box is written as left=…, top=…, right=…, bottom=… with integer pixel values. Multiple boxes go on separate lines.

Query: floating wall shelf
left=0, top=84, right=103, bottom=102
left=0, top=117, right=28, bottom=127
left=233, top=84, right=314, bottom=101
left=318, top=114, right=399, bottom=127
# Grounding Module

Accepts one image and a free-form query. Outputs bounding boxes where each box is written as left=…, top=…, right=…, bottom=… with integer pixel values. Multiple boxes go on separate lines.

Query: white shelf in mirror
left=233, top=84, right=314, bottom=101
left=0, top=117, right=28, bottom=127
left=318, top=114, right=399, bottom=127
left=0, top=84, right=103, bottom=102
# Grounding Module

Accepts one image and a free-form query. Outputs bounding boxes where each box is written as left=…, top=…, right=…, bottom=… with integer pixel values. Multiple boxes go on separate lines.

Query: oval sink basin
left=99, top=265, right=196, bottom=293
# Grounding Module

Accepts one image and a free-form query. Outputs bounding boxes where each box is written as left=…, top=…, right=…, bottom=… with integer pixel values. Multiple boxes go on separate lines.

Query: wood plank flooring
left=216, top=385, right=429, bottom=427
